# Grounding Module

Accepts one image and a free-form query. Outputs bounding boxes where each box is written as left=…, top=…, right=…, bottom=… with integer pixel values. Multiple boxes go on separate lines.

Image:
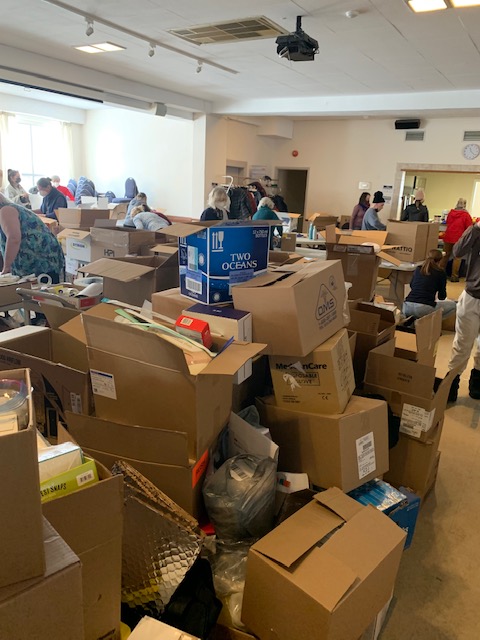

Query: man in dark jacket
left=36, top=177, right=67, bottom=220
left=401, top=189, right=429, bottom=222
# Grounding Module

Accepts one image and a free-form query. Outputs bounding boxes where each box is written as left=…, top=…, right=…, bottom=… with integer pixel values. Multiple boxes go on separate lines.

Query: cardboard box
left=83, top=251, right=179, bottom=306
left=0, top=325, right=93, bottom=422
left=384, top=419, right=443, bottom=496
left=347, top=301, right=396, bottom=384
left=256, top=395, right=389, bottom=492
left=308, top=212, right=338, bottom=229
left=268, top=328, right=355, bottom=414
left=129, top=616, right=200, bottom=639
left=386, top=221, right=439, bottom=263
left=108, top=202, right=127, bottom=220
left=152, top=287, right=191, bottom=322
left=232, top=260, right=347, bottom=357
left=184, top=302, right=252, bottom=342
left=163, top=221, right=270, bottom=304
left=43, top=431, right=123, bottom=640
left=241, top=487, right=406, bottom=640
left=280, top=233, right=297, bottom=252
left=326, top=243, right=380, bottom=302
left=0, top=369, right=44, bottom=589
left=57, top=207, right=110, bottom=230
left=268, top=250, right=303, bottom=267
left=394, top=308, right=442, bottom=366
left=426, top=221, right=441, bottom=254
left=58, top=228, right=93, bottom=263
left=393, top=487, right=421, bottom=550
left=211, top=626, right=257, bottom=640
left=0, top=280, right=32, bottom=306
left=82, top=310, right=265, bottom=460
left=364, top=340, right=458, bottom=441
left=360, top=594, right=393, bottom=640
left=90, top=227, right=155, bottom=261
left=0, top=518, right=84, bottom=639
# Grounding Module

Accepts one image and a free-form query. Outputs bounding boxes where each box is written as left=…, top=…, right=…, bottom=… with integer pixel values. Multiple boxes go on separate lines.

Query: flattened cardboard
left=256, top=395, right=389, bottom=492
left=0, top=518, right=84, bottom=640
left=43, top=445, right=123, bottom=640
left=232, top=260, right=347, bottom=357
left=0, top=369, right=43, bottom=589
left=242, top=488, right=406, bottom=640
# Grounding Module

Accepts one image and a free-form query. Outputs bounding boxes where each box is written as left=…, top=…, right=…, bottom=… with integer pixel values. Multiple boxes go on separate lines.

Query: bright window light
left=450, top=0, right=480, bottom=6
left=74, top=42, right=125, bottom=54
left=407, top=0, right=448, bottom=11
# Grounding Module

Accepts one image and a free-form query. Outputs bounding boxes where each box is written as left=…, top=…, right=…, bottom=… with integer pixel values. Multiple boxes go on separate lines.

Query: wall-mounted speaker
left=395, top=119, right=421, bottom=130
left=154, top=102, right=167, bottom=117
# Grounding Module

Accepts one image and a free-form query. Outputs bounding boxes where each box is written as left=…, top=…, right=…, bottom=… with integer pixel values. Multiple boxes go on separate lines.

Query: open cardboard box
left=395, top=308, right=442, bottom=366
left=89, top=227, right=156, bottom=261
left=43, top=423, right=123, bottom=640
left=386, top=221, right=440, bottom=263
left=322, top=226, right=403, bottom=266
left=307, top=212, right=338, bottom=230
left=241, top=487, right=406, bottom=640
left=56, top=207, right=110, bottom=230
left=58, top=228, right=93, bottom=263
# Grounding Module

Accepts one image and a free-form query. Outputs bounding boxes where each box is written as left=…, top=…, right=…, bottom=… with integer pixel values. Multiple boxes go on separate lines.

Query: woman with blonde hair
left=131, top=204, right=170, bottom=231
left=441, top=197, right=472, bottom=282
left=200, top=187, right=231, bottom=221
left=403, top=249, right=456, bottom=319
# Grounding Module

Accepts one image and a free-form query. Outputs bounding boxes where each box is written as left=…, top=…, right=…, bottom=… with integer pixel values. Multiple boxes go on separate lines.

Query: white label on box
left=230, top=459, right=256, bottom=482
left=356, top=432, right=376, bottom=480
left=186, top=276, right=202, bottom=295
left=400, top=405, right=436, bottom=438
left=90, top=370, right=117, bottom=400
left=77, top=469, right=95, bottom=487
left=69, top=392, right=83, bottom=414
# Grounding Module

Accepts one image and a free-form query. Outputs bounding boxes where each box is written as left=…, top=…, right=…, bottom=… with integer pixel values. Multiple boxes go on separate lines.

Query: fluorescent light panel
left=75, top=42, right=125, bottom=53
left=407, top=0, right=447, bottom=12
left=450, top=0, right=480, bottom=6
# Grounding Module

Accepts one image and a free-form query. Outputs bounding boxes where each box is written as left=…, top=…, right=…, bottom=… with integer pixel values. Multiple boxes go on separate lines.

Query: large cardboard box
left=386, top=221, right=439, bottom=263
left=268, top=328, right=355, bottom=414
left=364, top=340, right=457, bottom=441
left=256, top=395, right=389, bottom=492
left=65, top=412, right=207, bottom=518
left=347, top=301, right=396, bottom=384
left=394, top=308, right=442, bottom=366
left=151, top=287, right=191, bottom=322
left=82, top=311, right=265, bottom=460
left=0, top=325, right=93, bottom=424
left=0, top=518, right=84, bottom=640
left=58, top=228, right=93, bottom=263
left=57, top=207, right=110, bottom=230
left=232, top=260, right=347, bottom=357
left=0, top=369, right=44, bottom=589
left=83, top=251, right=179, bottom=306
left=163, top=221, right=270, bottom=304
left=90, top=227, right=155, bottom=261
left=384, top=420, right=443, bottom=497
left=184, top=302, right=252, bottom=342
left=0, top=280, right=32, bottom=306
left=43, top=439, right=123, bottom=640
left=241, top=487, right=406, bottom=640
left=326, top=242, right=380, bottom=301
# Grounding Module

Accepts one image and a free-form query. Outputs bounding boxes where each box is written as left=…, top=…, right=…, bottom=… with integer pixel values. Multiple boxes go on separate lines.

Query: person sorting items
left=4, top=170, right=31, bottom=209
left=200, top=186, right=231, bottom=221
left=401, top=189, right=429, bottom=222
left=361, top=191, right=386, bottom=230
left=252, top=197, right=283, bottom=249
left=35, top=177, right=68, bottom=220
left=402, top=249, right=456, bottom=320
left=440, top=197, right=472, bottom=282
left=131, top=205, right=171, bottom=231
left=0, top=194, right=64, bottom=283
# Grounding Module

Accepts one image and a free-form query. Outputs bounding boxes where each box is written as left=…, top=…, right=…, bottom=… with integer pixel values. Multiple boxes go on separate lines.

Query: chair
left=74, top=176, right=96, bottom=205
left=112, top=177, right=138, bottom=204
left=67, top=178, right=77, bottom=198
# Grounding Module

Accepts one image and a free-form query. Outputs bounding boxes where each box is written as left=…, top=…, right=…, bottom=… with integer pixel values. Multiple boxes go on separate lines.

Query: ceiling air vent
left=463, top=131, right=480, bottom=141
left=405, top=131, right=425, bottom=141
left=169, top=16, right=287, bottom=45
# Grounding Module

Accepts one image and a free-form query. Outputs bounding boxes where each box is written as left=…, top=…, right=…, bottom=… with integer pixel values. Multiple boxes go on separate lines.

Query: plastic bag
left=203, top=454, right=277, bottom=542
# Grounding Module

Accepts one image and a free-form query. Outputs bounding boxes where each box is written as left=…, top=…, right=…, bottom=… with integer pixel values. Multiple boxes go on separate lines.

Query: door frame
left=274, top=166, right=310, bottom=214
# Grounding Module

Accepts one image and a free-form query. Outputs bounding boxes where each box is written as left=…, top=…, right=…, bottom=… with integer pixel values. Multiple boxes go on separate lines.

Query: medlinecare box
left=161, top=221, right=270, bottom=304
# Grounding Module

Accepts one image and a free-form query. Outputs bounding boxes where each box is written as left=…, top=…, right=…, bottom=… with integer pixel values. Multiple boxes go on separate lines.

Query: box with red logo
left=175, top=315, right=213, bottom=348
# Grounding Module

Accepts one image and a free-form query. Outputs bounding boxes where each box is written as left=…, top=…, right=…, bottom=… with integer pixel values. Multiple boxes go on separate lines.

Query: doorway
left=276, top=169, right=308, bottom=226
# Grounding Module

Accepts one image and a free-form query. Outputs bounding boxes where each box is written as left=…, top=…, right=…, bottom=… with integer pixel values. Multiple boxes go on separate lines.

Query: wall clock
left=463, top=143, right=480, bottom=160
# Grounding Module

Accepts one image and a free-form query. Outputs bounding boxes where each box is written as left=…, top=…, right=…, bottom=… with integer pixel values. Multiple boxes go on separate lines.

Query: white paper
left=228, top=412, right=279, bottom=461
left=90, top=370, right=117, bottom=400
left=69, top=393, right=83, bottom=414
left=230, top=458, right=256, bottom=482
left=129, top=616, right=199, bottom=640
left=356, top=432, right=376, bottom=480
left=400, top=404, right=436, bottom=438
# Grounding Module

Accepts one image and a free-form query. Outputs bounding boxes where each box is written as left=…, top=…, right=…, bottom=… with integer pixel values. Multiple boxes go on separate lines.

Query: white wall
left=83, top=107, right=194, bottom=217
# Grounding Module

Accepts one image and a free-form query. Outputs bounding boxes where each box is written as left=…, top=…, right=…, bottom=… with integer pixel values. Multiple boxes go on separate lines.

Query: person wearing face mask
left=401, top=189, right=429, bottom=222
left=35, top=177, right=68, bottom=220
left=200, top=186, right=231, bottom=221
left=361, top=191, right=386, bottom=231
left=4, top=170, right=31, bottom=209
left=50, top=175, right=74, bottom=201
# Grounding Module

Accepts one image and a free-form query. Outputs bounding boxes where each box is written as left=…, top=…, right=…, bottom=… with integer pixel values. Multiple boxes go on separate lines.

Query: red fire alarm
left=292, top=150, right=299, bottom=157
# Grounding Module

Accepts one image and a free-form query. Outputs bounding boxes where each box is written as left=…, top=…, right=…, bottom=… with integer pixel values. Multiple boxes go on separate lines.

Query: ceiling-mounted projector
left=276, top=16, right=319, bottom=62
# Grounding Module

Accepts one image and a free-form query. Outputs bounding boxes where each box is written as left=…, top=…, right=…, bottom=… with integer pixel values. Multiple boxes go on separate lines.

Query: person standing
left=200, top=187, right=231, bottom=221
left=35, top=177, right=67, bottom=220
left=349, top=192, right=370, bottom=230
left=361, top=191, right=386, bottom=231
left=4, top=170, right=31, bottom=208
left=401, top=189, right=429, bottom=222
left=440, top=197, right=472, bottom=282
left=447, top=220, right=480, bottom=402
left=252, top=197, right=283, bottom=249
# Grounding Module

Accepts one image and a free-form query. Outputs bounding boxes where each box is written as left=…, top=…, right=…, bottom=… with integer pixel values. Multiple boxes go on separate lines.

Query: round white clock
left=463, top=143, right=480, bottom=160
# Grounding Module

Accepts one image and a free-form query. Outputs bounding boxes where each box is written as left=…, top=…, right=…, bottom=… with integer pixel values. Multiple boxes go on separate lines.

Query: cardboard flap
left=57, top=229, right=91, bottom=240
left=326, top=243, right=375, bottom=256
left=324, top=225, right=337, bottom=244
left=156, top=222, right=205, bottom=238
left=150, top=244, right=178, bottom=256
left=414, top=308, right=442, bottom=351
left=351, top=230, right=388, bottom=245
left=291, top=547, right=358, bottom=612
left=313, top=487, right=363, bottom=522
left=252, top=499, right=344, bottom=568
left=233, top=271, right=290, bottom=289
left=202, top=342, right=266, bottom=376
left=82, top=258, right=154, bottom=281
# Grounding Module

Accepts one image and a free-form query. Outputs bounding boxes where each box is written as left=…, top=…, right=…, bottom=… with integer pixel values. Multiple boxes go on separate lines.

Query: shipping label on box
left=178, top=223, right=270, bottom=304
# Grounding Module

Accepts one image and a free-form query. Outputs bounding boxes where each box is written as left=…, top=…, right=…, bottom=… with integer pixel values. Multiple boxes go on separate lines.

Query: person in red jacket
left=441, top=198, right=472, bottom=281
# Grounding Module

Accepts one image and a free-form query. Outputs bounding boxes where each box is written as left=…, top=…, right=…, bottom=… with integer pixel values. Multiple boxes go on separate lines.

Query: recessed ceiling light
left=450, top=0, right=480, bottom=6
left=407, top=0, right=447, bottom=11
left=74, top=42, right=125, bottom=54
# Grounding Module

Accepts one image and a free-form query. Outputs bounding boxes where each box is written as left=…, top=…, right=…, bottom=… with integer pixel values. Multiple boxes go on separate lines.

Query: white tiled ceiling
left=1, top=0, right=480, bottom=117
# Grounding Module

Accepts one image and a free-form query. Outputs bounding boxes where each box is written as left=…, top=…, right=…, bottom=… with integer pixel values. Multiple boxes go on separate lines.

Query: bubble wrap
left=113, top=461, right=203, bottom=618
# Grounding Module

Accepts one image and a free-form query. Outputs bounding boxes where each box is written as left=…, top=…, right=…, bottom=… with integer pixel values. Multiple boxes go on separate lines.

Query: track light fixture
left=85, top=18, right=94, bottom=37
left=196, top=60, right=203, bottom=74
left=148, top=43, right=155, bottom=57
